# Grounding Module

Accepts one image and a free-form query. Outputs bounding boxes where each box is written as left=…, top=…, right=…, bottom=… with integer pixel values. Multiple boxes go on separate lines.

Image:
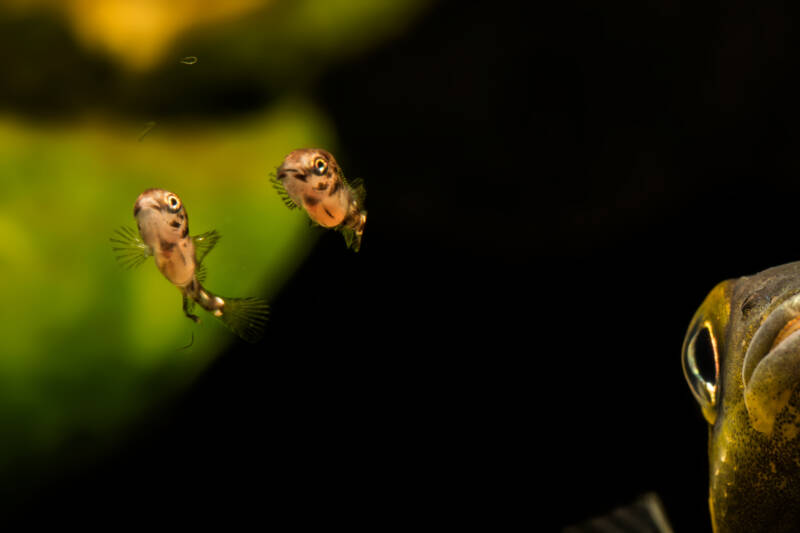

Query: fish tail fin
left=216, top=296, right=270, bottom=343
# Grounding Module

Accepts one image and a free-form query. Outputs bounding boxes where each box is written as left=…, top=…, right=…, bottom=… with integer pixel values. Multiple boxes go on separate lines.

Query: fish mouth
left=278, top=168, right=306, bottom=182
left=742, top=292, right=800, bottom=435
left=134, top=193, right=162, bottom=216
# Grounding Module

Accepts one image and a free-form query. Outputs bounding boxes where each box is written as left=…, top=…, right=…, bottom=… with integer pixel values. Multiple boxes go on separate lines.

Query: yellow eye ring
left=313, top=157, right=327, bottom=176
left=166, top=194, right=181, bottom=212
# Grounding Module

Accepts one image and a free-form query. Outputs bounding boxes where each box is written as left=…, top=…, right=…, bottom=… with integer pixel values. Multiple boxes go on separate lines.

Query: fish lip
left=743, top=291, right=800, bottom=390
left=278, top=168, right=307, bottom=182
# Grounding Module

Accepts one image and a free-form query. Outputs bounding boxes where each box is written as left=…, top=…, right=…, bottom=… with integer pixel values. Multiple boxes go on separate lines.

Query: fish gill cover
left=0, top=0, right=431, bottom=508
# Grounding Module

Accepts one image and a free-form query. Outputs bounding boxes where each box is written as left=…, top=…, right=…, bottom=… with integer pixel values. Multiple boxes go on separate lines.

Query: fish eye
left=313, top=157, right=327, bottom=176
left=682, top=319, right=719, bottom=424
left=166, top=194, right=181, bottom=212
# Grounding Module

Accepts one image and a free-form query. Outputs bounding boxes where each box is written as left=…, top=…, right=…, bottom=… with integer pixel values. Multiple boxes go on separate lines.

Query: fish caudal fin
left=110, top=225, right=151, bottom=269
left=216, top=297, right=269, bottom=343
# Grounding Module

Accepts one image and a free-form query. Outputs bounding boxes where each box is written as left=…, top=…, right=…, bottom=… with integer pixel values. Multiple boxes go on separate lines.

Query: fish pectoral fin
left=192, top=230, right=221, bottom=265
left=215, top=296, right=269, bottom=343
left=110, top=225, right=151, bottom=269
left=270, top=176, right=299, bottom=210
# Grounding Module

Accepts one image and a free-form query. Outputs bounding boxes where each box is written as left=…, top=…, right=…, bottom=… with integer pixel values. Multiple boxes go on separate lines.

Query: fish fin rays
left=192, top=230, right=221, bottom=266
left=195, top=263, right=208, bottom=284
left=346, top=177, right=367, bottom=204
left=216, top=297, right=269, bottom=343
left=339, top=227, right=362, bottom=252
left=271, top=175, right=299, bottom=209
left=110, top=225, right=151, bottom=269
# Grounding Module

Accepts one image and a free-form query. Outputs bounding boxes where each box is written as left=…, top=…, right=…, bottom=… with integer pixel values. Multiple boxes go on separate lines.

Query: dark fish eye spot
left=329, top=180, right=341, bottom=195
left=160, top=239, right=176, bottom=251
left=303, top=195, right=320, bottom=207
left=170, top=220, right=181, bottom=228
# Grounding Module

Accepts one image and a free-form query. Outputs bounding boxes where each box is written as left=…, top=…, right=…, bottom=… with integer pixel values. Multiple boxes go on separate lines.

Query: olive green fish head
left=683, top=262, right=800, bottom=532
left=133, top=188, right=194, bottom=286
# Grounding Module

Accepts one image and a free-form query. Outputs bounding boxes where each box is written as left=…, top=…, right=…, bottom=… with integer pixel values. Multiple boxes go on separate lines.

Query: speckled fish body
left=683, top=261, right=800, bottom=532
left=274, top=149, right=366, bottom=251
left=112, top=188, right=268, bottom=343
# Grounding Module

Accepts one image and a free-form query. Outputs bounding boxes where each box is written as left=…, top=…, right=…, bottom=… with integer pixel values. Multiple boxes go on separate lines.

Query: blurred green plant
left=0, top=98, right=334, bottom=492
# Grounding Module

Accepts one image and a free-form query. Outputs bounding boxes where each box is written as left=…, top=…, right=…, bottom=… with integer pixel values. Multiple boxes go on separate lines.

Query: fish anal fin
left=182, top=294, right=200, bottom=323
left=339, top=227, right=362, bottom=252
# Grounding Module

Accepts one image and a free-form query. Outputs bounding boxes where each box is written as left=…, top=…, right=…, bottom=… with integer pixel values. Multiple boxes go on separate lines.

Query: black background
left=10, top=1, right=800, bottom=530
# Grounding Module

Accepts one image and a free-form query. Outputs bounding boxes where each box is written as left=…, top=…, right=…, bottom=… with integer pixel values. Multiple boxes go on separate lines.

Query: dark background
left=9, top=1, right=800, bottom=530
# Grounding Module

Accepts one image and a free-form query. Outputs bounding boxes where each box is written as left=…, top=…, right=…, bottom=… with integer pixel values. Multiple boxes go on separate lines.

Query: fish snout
left=742, top=293, right=800, bottom=435
left=133, top=189, right=166, bottom=216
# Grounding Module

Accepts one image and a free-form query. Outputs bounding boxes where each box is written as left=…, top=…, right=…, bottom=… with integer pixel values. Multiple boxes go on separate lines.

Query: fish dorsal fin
left=270, top=175, right=298, bottom=209
left=192, top=230, right=221, bottom=266
left=110, top=225, right=151, bottom=269
left=347, top=177, right=367, bottom=204
left=339, top=168, right=366, bottom=205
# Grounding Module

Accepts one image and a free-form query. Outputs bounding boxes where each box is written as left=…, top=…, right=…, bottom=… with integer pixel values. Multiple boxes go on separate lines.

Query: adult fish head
left=683, top=261, right=800, bottom=532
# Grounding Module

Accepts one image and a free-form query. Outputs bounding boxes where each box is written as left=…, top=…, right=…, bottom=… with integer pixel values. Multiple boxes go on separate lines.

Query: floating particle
left=138, top=121, right=157, bottom=142
left=180, top=56, right=198, bottom=65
